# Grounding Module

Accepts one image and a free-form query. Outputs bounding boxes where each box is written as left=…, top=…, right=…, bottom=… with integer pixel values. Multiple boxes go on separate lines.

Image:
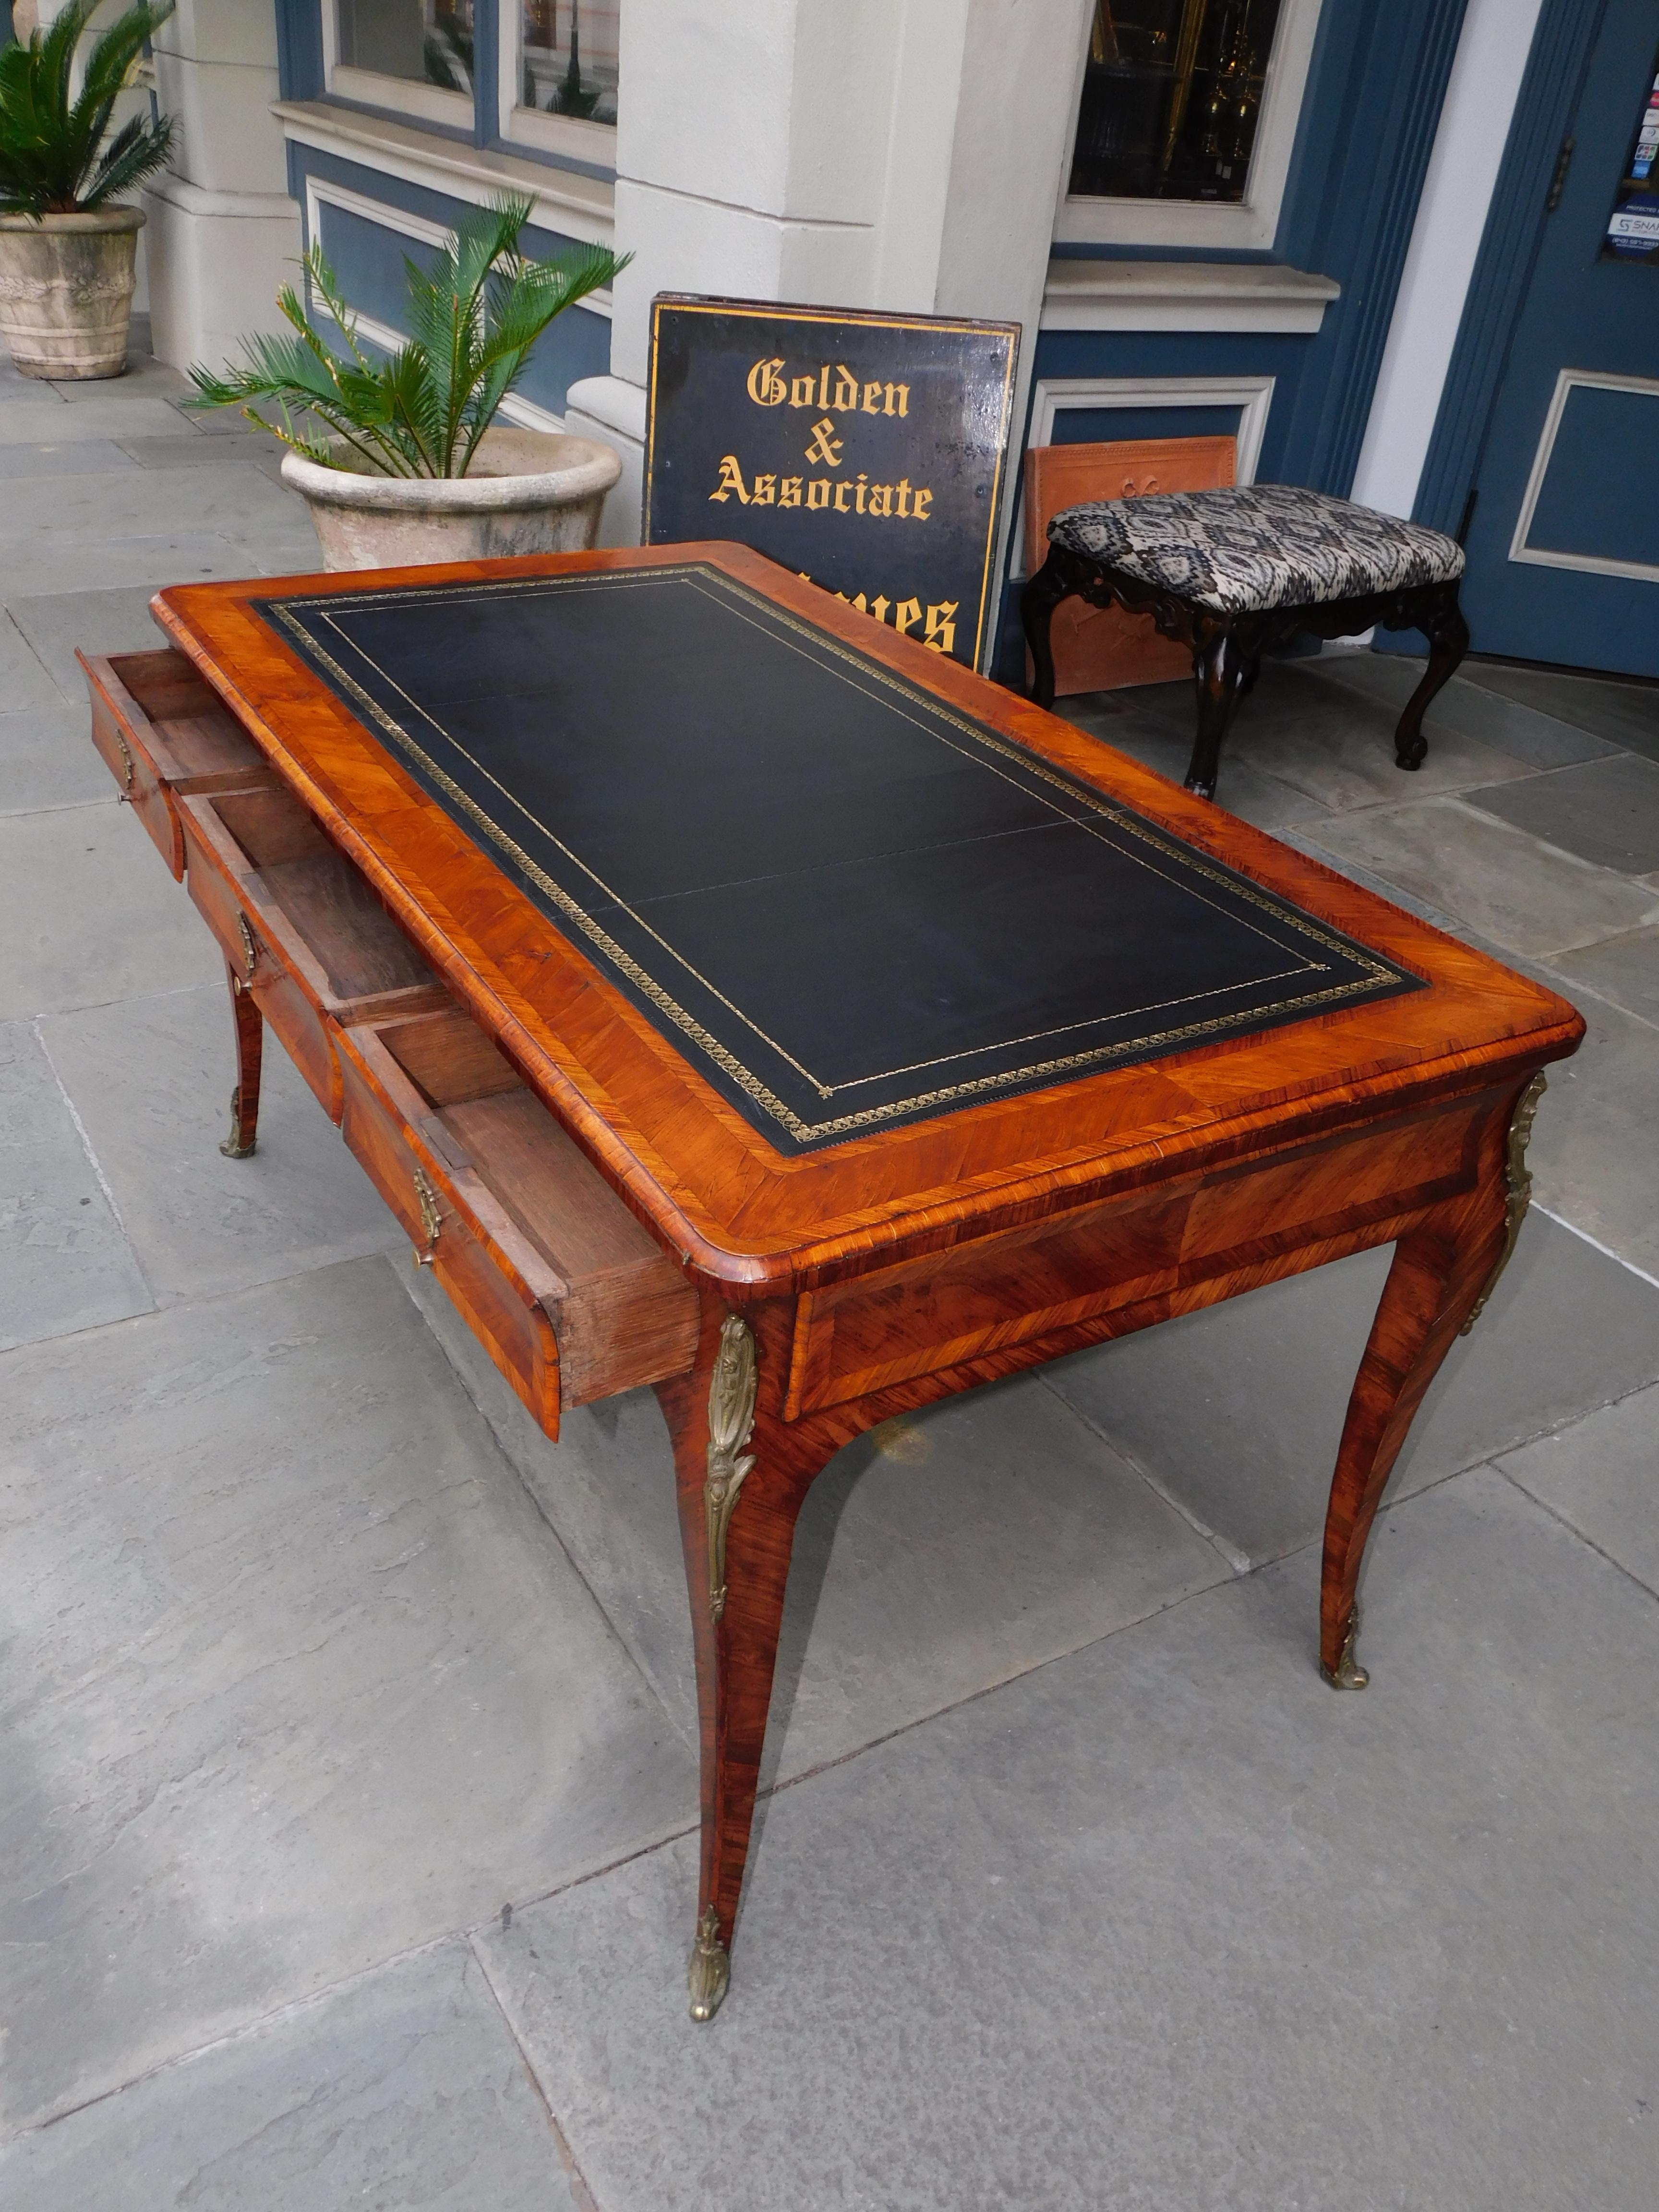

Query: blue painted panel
left=1526, top=383, right=1659, bottom=566
left=1033, top=328, right=1306, bottom=479
left=315, top=200, right=442, bottom=333
left=292, top=149, right=613, bottom=416
left=1050, top=405, right=1242, bottom=445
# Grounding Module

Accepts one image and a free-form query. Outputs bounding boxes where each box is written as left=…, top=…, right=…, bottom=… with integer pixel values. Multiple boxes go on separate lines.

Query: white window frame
left=499, top=3, right=618, bottom=168
left=324, top=0, right=476, bottom=131
left=1054, top=0, right=1324, bottom=252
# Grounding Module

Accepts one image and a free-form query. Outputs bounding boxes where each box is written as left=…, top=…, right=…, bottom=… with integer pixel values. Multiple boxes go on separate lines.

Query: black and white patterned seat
left=1047, top=483, right=1464, bottom=618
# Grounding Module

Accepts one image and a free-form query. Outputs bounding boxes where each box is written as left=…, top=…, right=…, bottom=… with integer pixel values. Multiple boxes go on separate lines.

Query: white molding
left=302, top=170, right=612, bottom=319
left=1509, top=369, right=1659, bottom=584
left=1041, top=258, right=1337, bottom=333
left=273, top=98, right=616, bottom=249
left=1009, top=374, right=1274, bottom=578
left=497, top=5, right=618, bottom=167
left=1053, top=0, right=1324, bottom=251
left=328, top=63, right=474, bottom=130
left=307, top=172, right=453, bottom=255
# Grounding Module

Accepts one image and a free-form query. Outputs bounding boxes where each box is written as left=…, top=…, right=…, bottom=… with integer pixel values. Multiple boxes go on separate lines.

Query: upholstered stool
left=1021, top=483, right=1469, bottom=800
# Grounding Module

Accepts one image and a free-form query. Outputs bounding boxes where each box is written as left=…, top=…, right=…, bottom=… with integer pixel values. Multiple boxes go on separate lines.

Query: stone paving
left=1, top=334, right=1656, bottom=2210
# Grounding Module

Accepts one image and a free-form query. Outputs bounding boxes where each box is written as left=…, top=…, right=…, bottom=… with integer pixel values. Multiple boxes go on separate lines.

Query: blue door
left=1457, top=0, right=1659, bottom=674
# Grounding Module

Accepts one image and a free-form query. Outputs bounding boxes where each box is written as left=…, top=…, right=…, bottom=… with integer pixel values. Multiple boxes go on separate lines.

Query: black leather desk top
left=258, top=564, right=1419, bottom=1154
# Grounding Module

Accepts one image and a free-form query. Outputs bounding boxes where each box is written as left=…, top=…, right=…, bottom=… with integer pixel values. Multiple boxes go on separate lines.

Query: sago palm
left=0, top=0, right=177, bottom=218
left=187, top=194, right=626, bottom=481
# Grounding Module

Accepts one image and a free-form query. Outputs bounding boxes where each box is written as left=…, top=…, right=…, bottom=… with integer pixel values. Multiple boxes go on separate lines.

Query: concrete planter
left=0, top=206, right=145, bottom=380
left=280, top=427, right=624, bottom=571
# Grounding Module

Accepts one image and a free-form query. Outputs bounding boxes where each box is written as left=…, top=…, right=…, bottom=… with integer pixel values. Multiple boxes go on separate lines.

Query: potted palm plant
left=0, top=0, right=176, bottom=379
left=188, top=195, right=628, bottom=570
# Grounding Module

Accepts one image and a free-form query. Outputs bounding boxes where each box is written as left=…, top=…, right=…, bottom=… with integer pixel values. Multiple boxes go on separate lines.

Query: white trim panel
left=1041, top=259, right=1337, bottom=333
left=1053, top=0, right=1324, bottom=252
left=1509, top=369, right=1659, bottom=584
left=274, top=99, right=616, bottom=249
left=1009, top=374, right=1275, bottom=578
left=303, top=172, right=612, bottom=318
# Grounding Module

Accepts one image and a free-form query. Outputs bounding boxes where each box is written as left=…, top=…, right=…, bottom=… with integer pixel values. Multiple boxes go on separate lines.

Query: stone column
left=565, top=0, right=1090, bottom=629
left=141, top=0, right=303, bottom=373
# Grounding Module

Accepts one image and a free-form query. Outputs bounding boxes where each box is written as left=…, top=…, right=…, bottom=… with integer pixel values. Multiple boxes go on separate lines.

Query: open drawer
left=179, top=784, right=449, bottom=1120
left=79, top=647, right=273, bottom=879
left=337, top=1005, right=700, bottom=1436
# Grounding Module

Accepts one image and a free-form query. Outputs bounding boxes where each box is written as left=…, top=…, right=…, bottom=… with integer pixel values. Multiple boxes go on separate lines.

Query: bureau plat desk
left=80, top=542, right=1582, bottom=2022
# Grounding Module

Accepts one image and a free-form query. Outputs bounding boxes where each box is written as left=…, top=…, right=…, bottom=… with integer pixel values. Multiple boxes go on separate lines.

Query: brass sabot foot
left=687, top=1906, right=730, bottom=2022
left=1321, top=1603, right=1369, bottom=1692
left=219, top=1090, right=256, bottom=1159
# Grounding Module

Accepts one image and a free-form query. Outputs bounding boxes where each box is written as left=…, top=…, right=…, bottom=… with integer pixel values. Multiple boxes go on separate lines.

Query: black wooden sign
left=644, top=295, right=1020, bottom=669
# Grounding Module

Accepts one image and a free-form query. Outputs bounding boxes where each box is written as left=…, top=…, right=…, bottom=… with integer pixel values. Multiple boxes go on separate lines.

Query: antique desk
left=81, top=543, right=1582, bottom=2022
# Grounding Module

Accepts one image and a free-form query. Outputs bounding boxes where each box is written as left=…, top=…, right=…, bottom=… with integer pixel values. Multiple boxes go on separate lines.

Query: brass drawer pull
left=412, top=1165, right=443, bottom=1264
left=116, top=730, right=134, bottom=791
left=236, top=912, right=257, bottom=986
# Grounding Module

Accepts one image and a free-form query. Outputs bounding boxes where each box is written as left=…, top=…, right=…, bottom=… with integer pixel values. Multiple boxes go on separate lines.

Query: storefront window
left=337, top=0, right=476, bottom=96
left=1601, top=49, right=1659, bottom=264
left=1069, top=0, right=1284, bottom=202
left=520, top=0, right=619, bottom=128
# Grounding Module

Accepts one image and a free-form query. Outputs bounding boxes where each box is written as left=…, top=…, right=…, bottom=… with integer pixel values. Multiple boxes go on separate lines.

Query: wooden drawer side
left=788, top=1101, right=1488, bottom=1415
left=79, top=648, right=272, bottom=880
left=349, top=1007, right=698, bottom=1409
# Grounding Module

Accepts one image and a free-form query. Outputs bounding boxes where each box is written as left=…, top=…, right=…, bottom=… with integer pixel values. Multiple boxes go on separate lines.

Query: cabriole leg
left=1185, top=623, right=1248, bottom=799
left=656, top=1300, right=836, bottom=2021
left=1317, top=1088, right=1537, bottom=1686
left=220, top=962, right=263, bottom=1160
left=1392, top=585, right=1470, bottom=771
left=1020, top=554, right=1073, bottom=712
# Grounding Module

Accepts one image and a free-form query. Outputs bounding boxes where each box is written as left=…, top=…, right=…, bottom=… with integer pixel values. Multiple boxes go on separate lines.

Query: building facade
left=20, top=0, right=1650, bottom=678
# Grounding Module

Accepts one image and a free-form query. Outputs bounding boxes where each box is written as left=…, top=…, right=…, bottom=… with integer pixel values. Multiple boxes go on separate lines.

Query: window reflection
left=522, top=1, right=619, bottom=126
left=1069, top=0, right=1282, bottom=203
left=338, top=0, right=475, bottom=94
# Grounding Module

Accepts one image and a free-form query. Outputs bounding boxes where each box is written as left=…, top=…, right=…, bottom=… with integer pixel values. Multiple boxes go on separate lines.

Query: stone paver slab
left=1044, top=1211, right=1659, bottom=1565
left=0, top=606, right=65, bottom=714
left=0, top=438, right=139, bottom=481
left=6, top=583, right=168, bottom=700
left=1302, top=796, right=1659, bottom=956
left=0, top=1942, right=573, bottom=2212
left=0, top=802, right=224, bottom=1019
left=0, top=1017, right=152, bottom=1352
left=1311, top=650, right=1623, bottom=770
left=0, top=397, right=196, bottom=447
left=42, top=982, right=407, bottom=1306
left=1496, top=1382, right=1659, bottom=1595
left=0, top=463, right=301, bottom=541
left=1526, top=990, right=1659, bottom=1275
left=478, top=1470, right=1659, bottom=2212
left=1548, top=923, right=1659, bottom=1027
left=1463, top=753, right=1659, bottom=877
left=0, top=1255, right=694, bottom=2135
left=403, top=1267, right=1231, bottom=1775
left=0, top=702, right=120, bottom=815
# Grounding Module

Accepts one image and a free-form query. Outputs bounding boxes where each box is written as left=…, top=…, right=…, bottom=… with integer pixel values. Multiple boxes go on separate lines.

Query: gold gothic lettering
left=752, top=474, right=777, bottom=504
left=805, top=416, right=844, bottom=468
left=747, top=364, right=911, bottom=420
left=746, top=357, right=786, bottom=406
left=830, top=590, right=959, bottom=654
left=709, top=454, right=749, bottom=504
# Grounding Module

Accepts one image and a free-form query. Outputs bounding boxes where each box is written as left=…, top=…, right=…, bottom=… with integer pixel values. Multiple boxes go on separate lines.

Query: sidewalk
left=2, top=333, right=1656, bottom=2211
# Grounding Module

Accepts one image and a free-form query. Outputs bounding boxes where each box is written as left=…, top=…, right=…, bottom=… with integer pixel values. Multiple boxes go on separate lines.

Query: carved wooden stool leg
left=1318, top=1076, right=1544, bottom=1686
left=657, top=1299, right=840, bottom=2021
left=1020, top=553, right=1073, bottom=712
left=220, top=961, right=263, bottom=1159
left=1185, top=622, right=1248, bottom=799
left=1392, top=583, right=1470, bottom=771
